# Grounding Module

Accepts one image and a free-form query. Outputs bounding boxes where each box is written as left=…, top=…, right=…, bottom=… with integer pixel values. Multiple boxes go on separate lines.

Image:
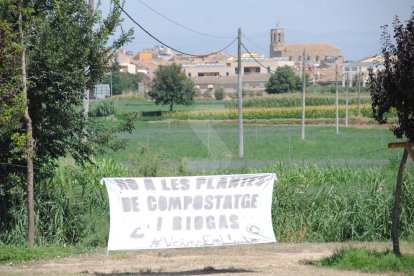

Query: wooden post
left=388, top=141, right=414, bottom=255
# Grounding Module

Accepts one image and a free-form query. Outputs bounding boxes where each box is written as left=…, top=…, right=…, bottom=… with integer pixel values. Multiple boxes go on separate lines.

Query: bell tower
left=270, top=25, right=285, bottom=58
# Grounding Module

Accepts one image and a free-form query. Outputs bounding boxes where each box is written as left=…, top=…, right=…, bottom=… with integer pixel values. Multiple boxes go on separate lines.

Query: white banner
left=101, top=173, right=276, bottom=251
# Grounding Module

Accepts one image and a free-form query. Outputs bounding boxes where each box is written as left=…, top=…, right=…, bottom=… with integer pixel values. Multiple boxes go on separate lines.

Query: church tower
left=270, top=27, right=285, bottom=58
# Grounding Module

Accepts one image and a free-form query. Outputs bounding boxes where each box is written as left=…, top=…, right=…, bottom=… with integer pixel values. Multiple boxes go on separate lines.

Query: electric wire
left=0, top=162, right=26, bottom=168
left=113, top=1, right=237, bottom=58
left=241, top=42, right=302, bottom=75
left=136, top=0, right=233, bottom=39
left=241, top=42, right=275, bottom=73
left=305, top=61, right=317, bottom=80
left=243, top=33, right=269, bottom=54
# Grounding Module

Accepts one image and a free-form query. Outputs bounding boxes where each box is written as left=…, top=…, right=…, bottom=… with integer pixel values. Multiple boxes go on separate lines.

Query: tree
left=148, top=63, right=195, bottom=112
left=109, top=71, right=141, bottom=95
left=369, top=9, right=414, bottom=256
left=0, top=0, right=134, bottom=246
left=265, top=66, right=301, bottom=94
left=0, top=0, right=25, bottom=161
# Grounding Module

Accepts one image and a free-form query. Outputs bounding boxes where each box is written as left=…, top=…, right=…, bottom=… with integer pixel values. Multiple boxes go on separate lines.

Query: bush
left=89, top=101, right=116, bottom=117
left=214, top=88, right=225, bottom=100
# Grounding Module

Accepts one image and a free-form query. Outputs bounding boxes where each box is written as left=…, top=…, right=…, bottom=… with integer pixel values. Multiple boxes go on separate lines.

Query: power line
left=0, top=162, right=26, bottom=168
left=305, top=61, right=317, bottom=80
left=241, top=42, right=275, bottom=73
left=241, top=42, right=302, bottom=75
left=136, top=0, right=233, bottom=39
left=243, top=34, right=268, bottom=54
left=114, top=1, right=237, bottom=58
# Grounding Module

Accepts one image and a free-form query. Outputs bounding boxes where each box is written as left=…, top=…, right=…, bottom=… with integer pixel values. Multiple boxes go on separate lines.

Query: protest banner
left=101, top=173, right=276, bottom=250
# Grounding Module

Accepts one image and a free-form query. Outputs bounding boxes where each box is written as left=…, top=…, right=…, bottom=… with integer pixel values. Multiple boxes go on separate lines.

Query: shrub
left=214, top=88, right=225, bottom=100
left=89, top=101, right=116, bottom=117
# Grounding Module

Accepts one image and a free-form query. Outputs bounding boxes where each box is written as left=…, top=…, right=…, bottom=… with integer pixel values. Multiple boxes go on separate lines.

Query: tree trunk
left=392, top=148, right=408, bottom=256
left=170, top=103, right=173, bottom=112
left=19, top=8, right=35, bottom=248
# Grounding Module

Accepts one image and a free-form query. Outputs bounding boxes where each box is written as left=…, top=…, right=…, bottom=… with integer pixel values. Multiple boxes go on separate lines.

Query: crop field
left=107, top=122, right=398, bottom=171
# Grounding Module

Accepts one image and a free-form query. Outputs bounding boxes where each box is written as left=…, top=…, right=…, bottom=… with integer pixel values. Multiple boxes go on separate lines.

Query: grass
left=107, top=122, right=398, bottom=169
left=224, top=92, right=372, bottom=108
left=95, top=97, right=226, bottom=114
left=318, top=248, right=414, bottom=273
left=0, top=244, right=96, bottom=264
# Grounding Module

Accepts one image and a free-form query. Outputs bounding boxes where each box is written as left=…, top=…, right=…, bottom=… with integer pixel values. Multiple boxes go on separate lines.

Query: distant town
left=104, top=26, right=383, bottom=99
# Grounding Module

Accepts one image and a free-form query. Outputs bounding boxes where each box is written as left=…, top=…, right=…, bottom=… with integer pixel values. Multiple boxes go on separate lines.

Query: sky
left=100, top=0, right=414, bottom=60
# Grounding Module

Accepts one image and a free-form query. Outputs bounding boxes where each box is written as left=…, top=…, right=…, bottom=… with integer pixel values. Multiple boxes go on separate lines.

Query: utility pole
left=357, top=66, right=361, bottom=117
left=110, top=72, right=113, bottom=97
left=301, top=48, right=306, bottom=140
left=83, top=0, right=95, bottom=137
left=335, top=64, right=339, bottom=134
left=346, top=65, right=350, bottom=127
left=237, top=27, right=244, bottom=158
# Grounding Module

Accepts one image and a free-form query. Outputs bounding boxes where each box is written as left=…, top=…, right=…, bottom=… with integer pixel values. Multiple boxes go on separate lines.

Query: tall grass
left=3, top=158, right=413, bottom=246
left=224, top=93, right=372, bottom=108
left=215, top=164, right=414, bottom=242
left=270, top=164, right=414, bottom=242
left=163, top=105, right=374, bottom=120
left=3, top=158, right=129, bottom=246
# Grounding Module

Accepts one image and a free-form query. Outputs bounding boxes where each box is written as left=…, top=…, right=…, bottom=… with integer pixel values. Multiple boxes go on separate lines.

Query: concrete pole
left=357, top=66, right=361, bottom=117
left=82, top=0, right=95, bottom=136
left=335, top=64, right=339, bottom=134
left=301, top=48, right=306, bottom=140
left=237, top=28, right=244, bottom=158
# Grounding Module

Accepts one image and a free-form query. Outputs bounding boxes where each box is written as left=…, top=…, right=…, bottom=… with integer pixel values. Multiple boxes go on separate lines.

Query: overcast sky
left=100, top=0, right=414, bottom=60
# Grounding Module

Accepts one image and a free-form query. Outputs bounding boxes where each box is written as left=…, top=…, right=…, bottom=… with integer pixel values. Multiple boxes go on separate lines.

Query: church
left=269, top=27, right=342, bottom=63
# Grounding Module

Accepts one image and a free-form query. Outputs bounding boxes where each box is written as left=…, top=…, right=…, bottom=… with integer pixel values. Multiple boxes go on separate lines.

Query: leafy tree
left=148, top=63, right=195, bottom=112
left=0, top=0, right=25, bottom=160
left=0, top=0, right=134, bottom=246
left=109, top=71, right=141, bottom=95
left=369, top=9, right=414, bottom=256
left=265, top=66, right=301, bottom=93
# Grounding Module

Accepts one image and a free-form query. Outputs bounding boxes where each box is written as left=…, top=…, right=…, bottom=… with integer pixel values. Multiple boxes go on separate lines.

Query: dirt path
left=1, top=242, right=413, bottom=275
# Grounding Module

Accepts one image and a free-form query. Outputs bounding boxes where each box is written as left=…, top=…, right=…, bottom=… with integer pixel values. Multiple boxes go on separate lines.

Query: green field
left=106, top=122, right=398, bottom=172
left=96, top=94, right=400, bottom=173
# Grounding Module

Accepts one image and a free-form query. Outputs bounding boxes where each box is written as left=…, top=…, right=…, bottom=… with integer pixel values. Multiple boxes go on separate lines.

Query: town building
left=269, top=27, right=343, bottom=63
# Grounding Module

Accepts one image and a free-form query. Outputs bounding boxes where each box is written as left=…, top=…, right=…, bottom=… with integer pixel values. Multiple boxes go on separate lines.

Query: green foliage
left=127, top=146, right=164, bottom=177
left=224, top=93, right=372, bottom=108
left=109, top=71, right=141, bottom=95
left=148, top=63, right=195, bottom=112
left=214, top=88, right=225, bottom=100
left=214, top=164, right=414, bottom=242
left=0, top=0, right=134, bottom=244
left=163, top=105, right=373, bottom=120
left=369, top=10, right=414, bottom=141
left=0, top=244, right=92, bottom=264
left=265, top=66, right=301, bottom=93
left=89, top=101, right=116, bottom=117
left=0, top=1, right=26, bottom=165
left=2, top=158, right=129, bottom=246
left=307, top=84, right=370, bottom=94
left=318, top=248, right=414, bottom=273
